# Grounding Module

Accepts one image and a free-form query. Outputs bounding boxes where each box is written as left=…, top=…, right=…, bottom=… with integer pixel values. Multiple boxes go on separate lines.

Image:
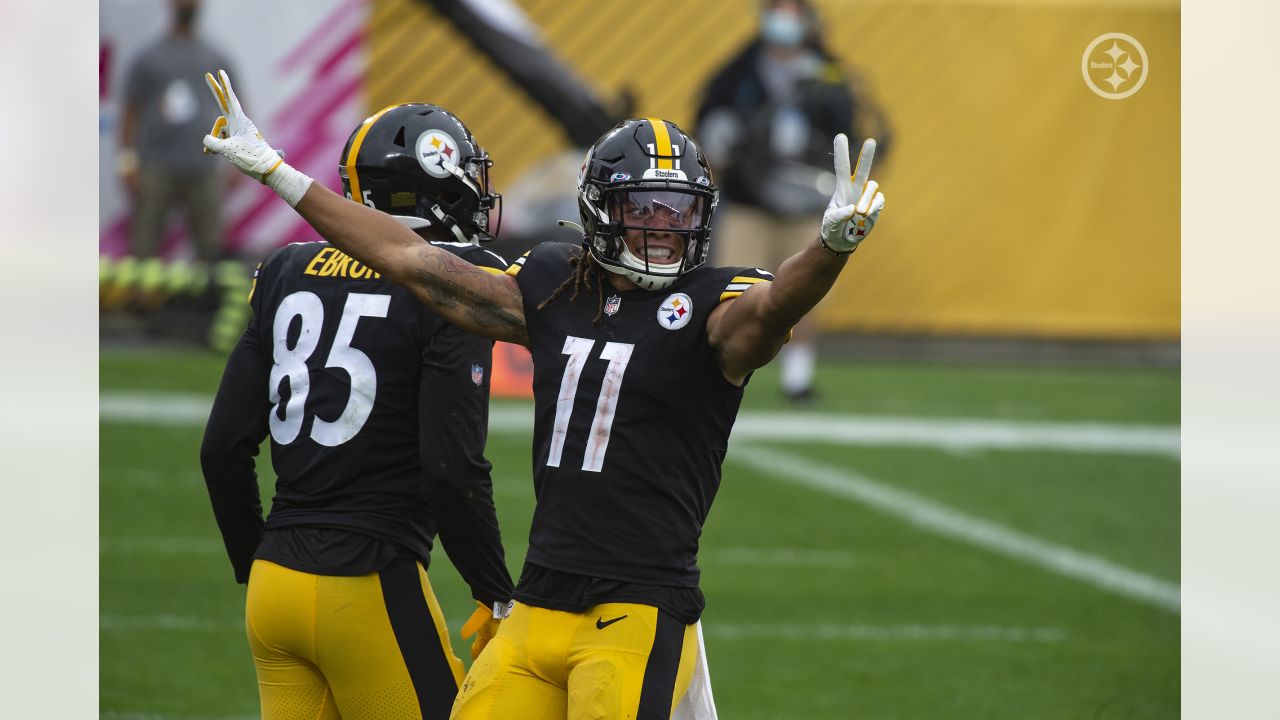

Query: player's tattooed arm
left=409, top=245, right=529, bottom=345
left=294, top=182, right=529, bottom=345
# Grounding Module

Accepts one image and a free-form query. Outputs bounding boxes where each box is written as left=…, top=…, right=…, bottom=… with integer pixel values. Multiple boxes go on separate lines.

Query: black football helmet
left=339, top=103, right=498, bottom=243
left=577, top=118, right=718, bottom=290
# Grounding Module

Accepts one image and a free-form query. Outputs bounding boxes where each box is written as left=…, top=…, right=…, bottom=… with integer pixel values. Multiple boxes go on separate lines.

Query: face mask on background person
left=760, top=9, right=806, bottom=48
left=176, top=4, right=199, bottom=28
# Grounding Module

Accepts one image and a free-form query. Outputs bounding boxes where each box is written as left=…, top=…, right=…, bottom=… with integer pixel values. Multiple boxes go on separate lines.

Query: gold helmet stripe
left=344, top=104, right=401, bottom=204
left=646, top=117, right=675, bottom=170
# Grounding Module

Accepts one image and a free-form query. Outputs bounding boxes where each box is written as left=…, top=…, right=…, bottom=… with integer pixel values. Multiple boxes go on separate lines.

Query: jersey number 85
left=268, top=290, right=390, bottom=447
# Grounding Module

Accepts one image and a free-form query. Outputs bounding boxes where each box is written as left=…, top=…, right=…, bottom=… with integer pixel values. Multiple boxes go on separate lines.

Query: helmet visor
left=609, top=190, right=708, bottom=232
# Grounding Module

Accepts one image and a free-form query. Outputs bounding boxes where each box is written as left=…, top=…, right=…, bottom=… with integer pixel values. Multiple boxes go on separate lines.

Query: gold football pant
left=451, top=601, right=697, bottom=720
left=246, top=558, right=466, bottom=719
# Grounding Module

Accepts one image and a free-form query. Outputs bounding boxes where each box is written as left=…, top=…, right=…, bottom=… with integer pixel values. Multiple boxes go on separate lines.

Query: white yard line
left=99, top=393, right=214, bottom=425
left=100, top=392, right=1180, bottom=457
left=728, top=445, right=1181, bottom=613
left=731, top=413, right=1180, bottom=458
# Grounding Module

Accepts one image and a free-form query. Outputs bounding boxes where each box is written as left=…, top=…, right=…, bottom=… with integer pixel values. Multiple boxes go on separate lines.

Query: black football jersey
left=508, top=242, right=775, bottom=588
left=202, top=239, right=513, bottom=604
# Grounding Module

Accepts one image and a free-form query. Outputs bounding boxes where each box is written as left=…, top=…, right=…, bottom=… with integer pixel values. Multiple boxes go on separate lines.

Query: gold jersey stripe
left=730, top=276, right=768, bottom=284
left=247, top=263, right=263, bottom=304
left=646, top=117, right=674, bottom=170
left=478, top=266, right=505, bottom=275
left=344, top=104, right=400, bottom=207
left=505, top=251, right=530, bottom=275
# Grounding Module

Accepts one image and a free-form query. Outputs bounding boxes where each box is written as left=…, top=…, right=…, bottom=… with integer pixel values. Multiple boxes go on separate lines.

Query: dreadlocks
left=537, top=247, right=608, bottom=325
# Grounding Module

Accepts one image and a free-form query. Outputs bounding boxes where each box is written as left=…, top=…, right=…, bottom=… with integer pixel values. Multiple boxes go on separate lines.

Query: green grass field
left=100, top=348, right=1179, bottom=719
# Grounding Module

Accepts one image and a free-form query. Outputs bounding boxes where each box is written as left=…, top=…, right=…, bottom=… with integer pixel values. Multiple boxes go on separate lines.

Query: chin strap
left=556, top=219, right=585, bottom=234
left=430, top=204, right=472, bottom=244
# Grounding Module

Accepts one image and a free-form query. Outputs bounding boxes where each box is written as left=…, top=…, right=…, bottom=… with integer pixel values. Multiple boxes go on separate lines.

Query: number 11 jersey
left=509, top=242, right=776, bottom=590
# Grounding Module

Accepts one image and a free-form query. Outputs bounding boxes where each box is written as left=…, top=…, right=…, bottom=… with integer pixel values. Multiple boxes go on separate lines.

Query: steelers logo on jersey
left=657, top=293, right=693, bottom=330
left=416, top=130, right=460, bottom=178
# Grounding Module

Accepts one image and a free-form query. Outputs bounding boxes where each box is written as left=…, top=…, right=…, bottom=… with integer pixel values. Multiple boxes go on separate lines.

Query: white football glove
left=820, top=134, right=885, bottom=254
left=202, top=69, right=312, bottom=207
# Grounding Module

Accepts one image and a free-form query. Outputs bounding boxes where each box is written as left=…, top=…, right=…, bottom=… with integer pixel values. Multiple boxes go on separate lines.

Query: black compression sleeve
left=419, top=325, right=514, bottom=606
left=200, top=319, right=271, bottom=584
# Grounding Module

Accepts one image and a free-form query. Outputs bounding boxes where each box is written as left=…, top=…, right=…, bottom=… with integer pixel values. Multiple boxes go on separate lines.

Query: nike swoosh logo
left=595, top=614, right=628, bottom=629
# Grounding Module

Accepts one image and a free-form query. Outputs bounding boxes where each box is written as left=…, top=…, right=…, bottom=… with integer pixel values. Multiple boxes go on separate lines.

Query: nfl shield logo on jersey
left=471, top=363, right=484, bottom=386
left=604, top=294, right=622, bottom=316
left=657, top=293, right=693, bottom=330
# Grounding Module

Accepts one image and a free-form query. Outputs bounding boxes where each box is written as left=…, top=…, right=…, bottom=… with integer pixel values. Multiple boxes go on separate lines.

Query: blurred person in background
left=118, top=0, right=236, bottom=264
left=201, top=65, right=885, bottom=719
left=696, top=0, right=889, bottom=403
left=200, top=103, right=514, bottom=720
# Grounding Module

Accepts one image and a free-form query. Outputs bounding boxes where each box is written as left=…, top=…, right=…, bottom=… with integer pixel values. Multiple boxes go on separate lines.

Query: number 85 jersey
left=509, top=242, right=775, bottom=589
left=202, top=239, right=508, bottom=585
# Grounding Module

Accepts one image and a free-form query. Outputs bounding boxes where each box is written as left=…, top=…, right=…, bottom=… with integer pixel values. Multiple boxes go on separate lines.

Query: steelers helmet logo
left=416, top=130, right=461, bottom=178
left=657, top=293, right=693, bottom=330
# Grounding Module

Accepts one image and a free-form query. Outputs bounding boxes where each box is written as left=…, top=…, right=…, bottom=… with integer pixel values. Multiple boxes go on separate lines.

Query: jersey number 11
left=548, top=336, right=635, bottom=472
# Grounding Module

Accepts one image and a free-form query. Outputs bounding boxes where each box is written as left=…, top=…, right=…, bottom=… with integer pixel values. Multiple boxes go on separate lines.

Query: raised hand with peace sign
left=202, top=70, right=312, bottom=207
left=820, top=134, right=886, bottom=254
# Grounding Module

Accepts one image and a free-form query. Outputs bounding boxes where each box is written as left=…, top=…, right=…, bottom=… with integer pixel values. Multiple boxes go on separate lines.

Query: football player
left=200, top=102, right=515, bottom=720
left=202, top=70, right=884, bottom=719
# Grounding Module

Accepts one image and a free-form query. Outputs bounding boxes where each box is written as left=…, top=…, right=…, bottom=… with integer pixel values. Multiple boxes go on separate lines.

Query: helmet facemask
left=585, top=184, right=714, bottom=291
left=421, top=152, right=500, bottom=243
